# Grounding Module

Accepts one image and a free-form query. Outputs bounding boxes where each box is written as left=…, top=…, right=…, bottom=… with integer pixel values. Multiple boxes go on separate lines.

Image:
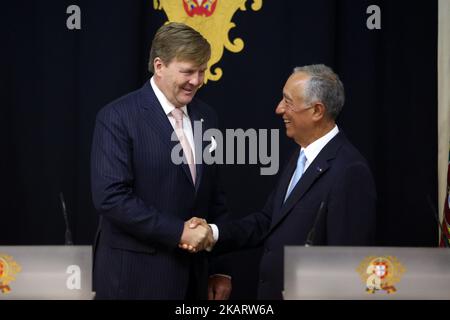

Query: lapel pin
left=316, top=167, right=323, bottom=173
left=200, top=118, right=204, bottom=122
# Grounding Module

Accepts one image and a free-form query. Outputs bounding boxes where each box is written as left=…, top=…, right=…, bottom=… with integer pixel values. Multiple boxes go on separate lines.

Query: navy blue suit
left=91, top=81, right=227, bottom=299
left=215, top=132, right=376, bottom=299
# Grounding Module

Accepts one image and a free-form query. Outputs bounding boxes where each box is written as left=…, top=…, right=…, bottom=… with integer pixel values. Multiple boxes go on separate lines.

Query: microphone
left=305, top=201, right=326, bottom=247
left=59, top=192, right=73, bottom=245
left=426, top=195, right=449, bottom=248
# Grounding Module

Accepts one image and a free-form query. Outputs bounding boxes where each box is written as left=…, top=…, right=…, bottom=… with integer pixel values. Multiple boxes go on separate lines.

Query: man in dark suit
left=185, top=64, right=377, bottom=299
left=90, top=22, right=231, bottom=299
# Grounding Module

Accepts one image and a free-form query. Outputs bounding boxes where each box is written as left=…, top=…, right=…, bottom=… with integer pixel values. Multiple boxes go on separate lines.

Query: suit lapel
left=138, top=81, right=195, bottom=187
left=272, top=148, right=300, bottom=212
left=187, top=102, right=208, bottom=191
left=270, top=132, right=345, bottom=231
left=187, top=102, right=219, bottom=192
left=139, top=81, right=177, bottom=149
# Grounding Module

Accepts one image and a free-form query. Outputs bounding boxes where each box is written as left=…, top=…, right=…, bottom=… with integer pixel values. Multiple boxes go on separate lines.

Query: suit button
left=260, top=279, right=265, bottom=284
left=264, top=247, right=270, bottom=253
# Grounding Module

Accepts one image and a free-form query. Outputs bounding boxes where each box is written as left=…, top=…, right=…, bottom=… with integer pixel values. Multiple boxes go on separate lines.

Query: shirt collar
left=150, top=77, right=188, bottom=116
left=302, top=125, right=339, bottom=165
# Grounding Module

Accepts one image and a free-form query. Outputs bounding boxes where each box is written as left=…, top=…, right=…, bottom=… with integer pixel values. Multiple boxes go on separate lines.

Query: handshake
left=179, top=217, right=215, bottom=253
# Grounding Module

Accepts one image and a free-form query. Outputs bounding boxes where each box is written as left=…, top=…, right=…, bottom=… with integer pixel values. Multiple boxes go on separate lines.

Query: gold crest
left=0, top=254, right=22, bottom=294
left=356, top=256, right=406, bottom=294
left=154, top=0, right=263, bottom=83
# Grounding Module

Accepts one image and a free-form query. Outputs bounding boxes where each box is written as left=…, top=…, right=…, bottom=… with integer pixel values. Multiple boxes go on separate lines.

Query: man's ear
left=153, top=57, right=164, bottom=76
left=312, top=102, right=326, bottom=121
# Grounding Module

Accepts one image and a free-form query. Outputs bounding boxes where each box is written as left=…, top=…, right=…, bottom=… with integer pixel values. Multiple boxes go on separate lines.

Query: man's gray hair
left=293, top=64, right=345, bottom=119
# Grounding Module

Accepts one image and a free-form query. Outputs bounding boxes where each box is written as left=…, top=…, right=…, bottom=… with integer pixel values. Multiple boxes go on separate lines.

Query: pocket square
left=209, top=136, right=217, bottom=153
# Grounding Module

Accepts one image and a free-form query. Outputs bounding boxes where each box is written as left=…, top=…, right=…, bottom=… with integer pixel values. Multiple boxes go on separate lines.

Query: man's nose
left=275, top=101, right=285, bottom=115
left=189, top=73, right=203, bottom=86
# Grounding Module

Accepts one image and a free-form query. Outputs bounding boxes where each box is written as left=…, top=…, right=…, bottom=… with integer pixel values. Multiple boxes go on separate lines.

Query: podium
left=284, top=246, right=450, bottom=300
left=0, top=246, right=93, bottom=300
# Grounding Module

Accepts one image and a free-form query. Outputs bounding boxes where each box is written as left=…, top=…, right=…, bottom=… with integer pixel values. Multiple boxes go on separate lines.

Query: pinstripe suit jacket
left=91, top=80, right=228, bottom=299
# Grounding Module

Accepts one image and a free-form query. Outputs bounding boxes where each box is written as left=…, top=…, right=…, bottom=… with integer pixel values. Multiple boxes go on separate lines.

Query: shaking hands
left=179, top=217, right=215, bottom=253
left=179, top=218, right=233, bottom=300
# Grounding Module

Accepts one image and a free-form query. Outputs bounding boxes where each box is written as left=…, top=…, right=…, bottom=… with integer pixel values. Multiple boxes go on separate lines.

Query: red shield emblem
left=183, top=0, right=218, bottom=17
left=373, top=261, right=388, bottom=278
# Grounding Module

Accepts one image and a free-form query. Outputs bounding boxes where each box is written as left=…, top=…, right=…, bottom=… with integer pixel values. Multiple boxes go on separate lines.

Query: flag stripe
left=438, top=0, right=450, bottom=245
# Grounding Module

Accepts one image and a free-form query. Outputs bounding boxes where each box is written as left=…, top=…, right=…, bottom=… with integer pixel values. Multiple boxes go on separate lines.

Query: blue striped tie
left=284, top=150, right=306, bottom=202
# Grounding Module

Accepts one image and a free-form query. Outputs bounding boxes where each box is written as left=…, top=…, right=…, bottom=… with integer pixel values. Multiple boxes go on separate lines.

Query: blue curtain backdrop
left=1, top=0, right=438, bottom=298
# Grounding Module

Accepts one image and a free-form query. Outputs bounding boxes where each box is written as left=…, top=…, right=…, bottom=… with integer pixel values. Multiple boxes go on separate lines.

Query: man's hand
left=208, top=275, right=232, bottom=300
left=188, top=217, right=215, bottom=251
left=179, top=218, right=214, bottom=253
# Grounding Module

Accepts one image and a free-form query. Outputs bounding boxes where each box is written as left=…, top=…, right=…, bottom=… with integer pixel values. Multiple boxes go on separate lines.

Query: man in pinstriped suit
left=90, top=22, right=231, bottom=299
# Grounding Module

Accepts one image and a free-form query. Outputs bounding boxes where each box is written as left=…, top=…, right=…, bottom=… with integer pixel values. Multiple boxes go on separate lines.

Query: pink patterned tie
left=171, top=108, right=196, bottom=184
